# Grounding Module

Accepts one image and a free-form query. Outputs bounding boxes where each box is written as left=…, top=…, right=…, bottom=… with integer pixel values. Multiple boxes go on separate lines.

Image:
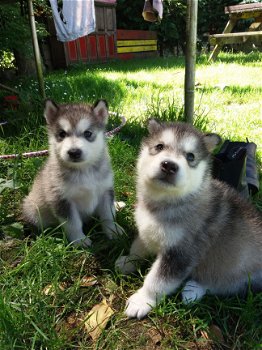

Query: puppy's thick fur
left=23, top=99, right=120, bottom=247
left=116, top=120, right=262, bottom=319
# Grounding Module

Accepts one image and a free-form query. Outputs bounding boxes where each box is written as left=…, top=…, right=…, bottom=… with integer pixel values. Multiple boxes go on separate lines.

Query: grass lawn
left=0, top=52, right=262, bottom=349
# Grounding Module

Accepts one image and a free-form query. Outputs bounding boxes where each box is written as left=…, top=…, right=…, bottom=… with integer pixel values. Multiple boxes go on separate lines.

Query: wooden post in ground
left=184, top=0, right=198, bottom=124
left=28, top=0, right=46, bottom=99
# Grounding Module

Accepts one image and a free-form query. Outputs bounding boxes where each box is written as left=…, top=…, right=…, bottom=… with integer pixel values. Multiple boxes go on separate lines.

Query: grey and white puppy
left=23, top=99, right=121, bottom=247
left=116, top=120, right=262, bottom=319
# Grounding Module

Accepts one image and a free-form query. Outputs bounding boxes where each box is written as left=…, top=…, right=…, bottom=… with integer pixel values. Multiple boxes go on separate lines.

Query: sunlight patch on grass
left=196, top=63, right=262, bottom=88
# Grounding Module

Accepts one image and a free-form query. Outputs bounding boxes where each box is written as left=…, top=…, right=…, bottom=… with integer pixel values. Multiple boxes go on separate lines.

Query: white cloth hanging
left=49, top=0, right=96, bottom=42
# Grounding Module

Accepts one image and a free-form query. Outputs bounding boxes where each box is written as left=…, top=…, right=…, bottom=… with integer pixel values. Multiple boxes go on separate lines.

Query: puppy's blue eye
left=59, top=130, right=67, bottom=139
left=84, top=130, right=92, bottom=139
left=155, top=144, right=164, bottom=151
left=186, top=153, right=195, bottom=162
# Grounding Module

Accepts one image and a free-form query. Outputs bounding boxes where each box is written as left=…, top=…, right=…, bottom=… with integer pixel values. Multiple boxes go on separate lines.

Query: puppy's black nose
left=68, top=148, right=82, bottom=160
left=161, top=161, right=178, bottom=174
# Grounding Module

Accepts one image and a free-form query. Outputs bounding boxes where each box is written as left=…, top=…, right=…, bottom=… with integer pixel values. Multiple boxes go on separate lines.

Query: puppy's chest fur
left=47, top=155, right=113, bottom=215
left=135, top=200, right=189, bottom=253
left=63, top=171, right=102, bottom=213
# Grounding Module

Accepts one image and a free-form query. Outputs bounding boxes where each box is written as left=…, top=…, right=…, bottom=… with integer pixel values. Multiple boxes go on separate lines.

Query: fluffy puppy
left=116, top=120, right=262, bottom=319
left=23, top=99, right=121, bottom=247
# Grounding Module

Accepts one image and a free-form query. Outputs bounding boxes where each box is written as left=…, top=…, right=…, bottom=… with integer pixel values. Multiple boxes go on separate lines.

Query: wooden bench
left=209, top=3, right=262, bottom=61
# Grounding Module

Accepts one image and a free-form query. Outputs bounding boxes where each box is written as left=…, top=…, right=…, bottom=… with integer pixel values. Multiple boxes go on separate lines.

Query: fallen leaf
left=43, top=284, right=54, bottom=296
left=121, top=191, right=132, bottom=198
left=200, top=330, right=209, bottom=340
left=199, top=324, right=225, bottom=347
left=208, top=324, right=225, bottom=344
left=55, top=311, right=82, bottom=338
left=43, top=282, right=66, bottom=296
left=147, top=327, right=162, bottom=345
left=84, top=298, right=114, bottom=341
left=66, top=314, right=79, bottom=326
left=80, top=276, right=98, bottom=287
left=10, top=258, right=22, bottom=268
left=114, top=201, right=126, bottom=211
left=0, top=237, right=21, bottom=250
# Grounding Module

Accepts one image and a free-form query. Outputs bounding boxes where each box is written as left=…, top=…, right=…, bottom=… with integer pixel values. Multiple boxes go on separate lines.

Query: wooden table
left=209, top=3, right=262, bottom=61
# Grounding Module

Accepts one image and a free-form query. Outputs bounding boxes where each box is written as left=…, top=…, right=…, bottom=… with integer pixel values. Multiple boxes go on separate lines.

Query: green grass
left=0, top=52, right=262, bottom=349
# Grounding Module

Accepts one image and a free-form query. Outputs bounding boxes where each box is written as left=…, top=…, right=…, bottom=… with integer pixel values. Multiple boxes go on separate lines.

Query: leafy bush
left=0, top=3, right=32, bottom=57
left=0, top=51, right=15, bottom=70
left=0, top=1, right=48, bottom=74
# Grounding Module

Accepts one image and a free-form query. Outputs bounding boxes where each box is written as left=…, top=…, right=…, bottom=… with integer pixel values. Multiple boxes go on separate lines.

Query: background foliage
left=0, top=0, right=49, bottom=72
left=0, top=0, right=260, bottom=72
left=116, top=0, right=253, bottom=54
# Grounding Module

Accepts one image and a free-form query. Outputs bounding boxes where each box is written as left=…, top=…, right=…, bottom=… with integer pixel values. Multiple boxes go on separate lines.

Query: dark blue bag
left=213, top=140, right=259, bottom=198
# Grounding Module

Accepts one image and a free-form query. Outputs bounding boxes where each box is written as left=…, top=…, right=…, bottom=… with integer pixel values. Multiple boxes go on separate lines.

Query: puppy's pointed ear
left=147, top=118, right=162, bottom=134
left=203, top=133, right=221, bottom=152
left=44, top=99, right=59, bottom=125
left=93, top=99, right=109, bottom=125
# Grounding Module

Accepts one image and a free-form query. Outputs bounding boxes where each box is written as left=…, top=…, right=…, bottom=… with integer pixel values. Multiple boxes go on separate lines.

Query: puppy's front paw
left=125, top=289, right=156, bottom=319
left=104, top=223, right=124, bottom=239
left=182, top=280, right=206, bottom=304
left=115, top=255, right=137, bottom=274
left=112, top=224, right=125, bottom=238
left=72, top=236, right=92, bottom=248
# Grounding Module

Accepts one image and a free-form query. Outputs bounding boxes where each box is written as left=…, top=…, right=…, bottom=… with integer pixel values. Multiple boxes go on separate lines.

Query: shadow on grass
left=213, top=51, right=262, bottom=65
left=66, top=56, right=185, bottom=74
left=0, top=74, right=127, bottom=141
left=197, top=51, right=262, bottom=66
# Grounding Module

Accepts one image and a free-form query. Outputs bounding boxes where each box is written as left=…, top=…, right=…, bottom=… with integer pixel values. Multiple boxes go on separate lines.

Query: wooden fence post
left=184, top=0, right=198, bottom=123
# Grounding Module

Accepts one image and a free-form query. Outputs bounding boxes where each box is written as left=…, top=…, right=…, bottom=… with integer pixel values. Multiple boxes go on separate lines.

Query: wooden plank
left=208, top=17, right=237, bottom=61
left=117, top=29, right=157, bottom=40
left=117, top=45, right=157, bottom=53
left=117, top=39, right=157, bottom=47
left=211, top=37, right=246, bottom=45
left=210, top=32, right=262, bottom=45
left=210, top=31, right=262, bottom=39
left=79, top=36, right=88, bottom=60
left=96, top=6, right=105, bottom=31
left=225, top=3, right=262, bottom=14
left=67, top=41, right=78, bottom=61
left=248, top=18, right=262, bottom=31
left=107, top=35, right=115, bottom=57
left=88, top=36, right=98, bottom=60
left=106, top=7, right=114, bottom=31
left=233, top=11, right=262, bottom=20
left=98, top=35, right=106, bottom=58
left=118, top=51, right=158, bottom=60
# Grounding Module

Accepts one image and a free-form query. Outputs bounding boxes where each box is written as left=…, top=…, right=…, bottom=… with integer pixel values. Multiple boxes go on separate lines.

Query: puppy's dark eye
left=155, top=144, right=164, bottom=151
left=58, top=130, right=67, bottom=139
left=84, top=130, right=92, bottom=139
left=186, top=153, right=195, bottom=162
